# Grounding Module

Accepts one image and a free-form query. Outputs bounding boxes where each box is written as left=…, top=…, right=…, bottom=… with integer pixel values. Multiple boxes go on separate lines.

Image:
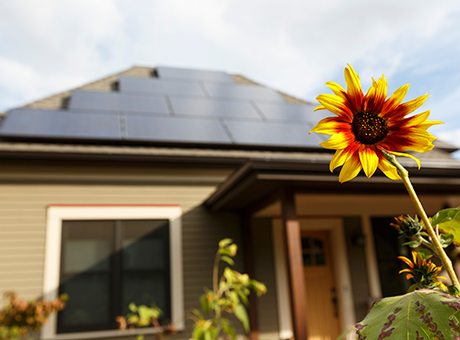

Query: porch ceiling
left=204, top=160, right=460, bottom=212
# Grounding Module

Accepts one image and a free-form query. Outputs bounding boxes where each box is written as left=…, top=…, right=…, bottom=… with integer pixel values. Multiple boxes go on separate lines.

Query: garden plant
left=310, top=64, right=460, bottom=339
left=190, top=238, right=266, bottom=340
left=0, top=291, right=67, bottom=340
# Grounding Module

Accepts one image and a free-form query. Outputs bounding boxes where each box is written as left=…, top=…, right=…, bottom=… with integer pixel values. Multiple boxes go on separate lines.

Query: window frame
left=41, top=205, right=184, bottom=340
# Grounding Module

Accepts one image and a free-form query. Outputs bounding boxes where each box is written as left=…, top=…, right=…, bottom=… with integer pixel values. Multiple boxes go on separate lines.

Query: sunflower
left=310, top=64, right=443, bottom=183
left=399, top=251, right=447, bottom=290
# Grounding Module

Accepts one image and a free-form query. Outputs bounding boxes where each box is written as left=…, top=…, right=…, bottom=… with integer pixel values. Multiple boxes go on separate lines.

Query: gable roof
left=0, top=65, right=458, bottom=171
left=0, top=66, right=329, bottom=151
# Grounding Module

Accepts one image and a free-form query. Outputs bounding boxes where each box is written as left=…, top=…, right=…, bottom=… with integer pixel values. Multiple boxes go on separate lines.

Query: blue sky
left=1, top=0, right=460, bottom=151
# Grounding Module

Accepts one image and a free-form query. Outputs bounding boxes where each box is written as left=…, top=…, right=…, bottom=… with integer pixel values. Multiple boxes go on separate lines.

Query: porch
left=204, top=160, right=460, bottom=340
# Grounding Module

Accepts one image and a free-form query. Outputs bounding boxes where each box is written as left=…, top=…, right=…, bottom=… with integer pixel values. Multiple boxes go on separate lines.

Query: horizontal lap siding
left=0, top=163, right=237, bottom=328
left=251, top=218, right=280, bottom=340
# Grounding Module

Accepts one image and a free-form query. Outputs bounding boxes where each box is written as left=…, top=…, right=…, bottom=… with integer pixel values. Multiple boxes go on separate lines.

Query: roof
left=0, top=65, right=330, bottom=151
left=0, top=65, right=458, bottom=171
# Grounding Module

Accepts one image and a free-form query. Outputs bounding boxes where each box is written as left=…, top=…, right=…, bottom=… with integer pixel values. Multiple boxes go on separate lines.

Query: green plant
left=116, top=303, right=176, bottom=340
left=190, top=238, right=266, bottom=340
left=0, top=291, right=67, bottom=340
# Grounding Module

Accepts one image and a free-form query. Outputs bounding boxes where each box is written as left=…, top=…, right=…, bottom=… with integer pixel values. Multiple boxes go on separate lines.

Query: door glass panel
left=303, top=253, right=312, bottom=266
left=301, top=237, right=311, bottom=250
left=316, top=253, right=326, bottom=265
left=313, top=238, right=323, bottom=251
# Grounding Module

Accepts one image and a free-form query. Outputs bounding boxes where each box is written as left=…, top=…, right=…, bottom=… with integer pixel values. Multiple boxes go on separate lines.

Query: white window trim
left=41, top=205, right=184, bottom=340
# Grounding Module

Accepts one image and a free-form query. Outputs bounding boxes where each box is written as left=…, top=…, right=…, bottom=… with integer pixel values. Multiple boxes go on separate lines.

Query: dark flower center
left=351, top=111, right=389, bottom=145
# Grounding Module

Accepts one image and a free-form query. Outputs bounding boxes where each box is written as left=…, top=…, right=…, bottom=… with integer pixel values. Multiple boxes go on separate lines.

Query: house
left=1, top=65, right=460, bottom=340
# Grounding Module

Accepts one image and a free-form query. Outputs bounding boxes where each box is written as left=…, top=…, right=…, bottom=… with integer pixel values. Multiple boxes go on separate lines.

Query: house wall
left=0, top=159, right=252, bottom=340
left=251, top=217, right=280, bottom=340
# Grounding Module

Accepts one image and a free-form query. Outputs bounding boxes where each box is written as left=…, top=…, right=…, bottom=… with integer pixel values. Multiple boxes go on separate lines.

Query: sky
left=1, top=0, right=460, bottom=152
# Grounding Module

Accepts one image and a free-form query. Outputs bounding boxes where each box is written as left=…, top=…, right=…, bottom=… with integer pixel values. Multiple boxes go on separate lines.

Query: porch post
left=281, top=191, right=308, bottom=340
left=242, top=213, right=259, bottom=340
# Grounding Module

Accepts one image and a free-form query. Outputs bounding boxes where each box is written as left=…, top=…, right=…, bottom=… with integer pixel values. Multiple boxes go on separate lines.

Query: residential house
left=1, top=66, right=460, bottom=340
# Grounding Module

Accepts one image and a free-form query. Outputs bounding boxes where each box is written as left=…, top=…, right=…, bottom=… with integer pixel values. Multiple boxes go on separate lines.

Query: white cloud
left=1, top=0, right=460, bottom=117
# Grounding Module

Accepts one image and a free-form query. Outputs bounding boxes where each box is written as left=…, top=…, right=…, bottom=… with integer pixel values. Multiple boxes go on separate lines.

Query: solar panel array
left=0, top=66, right=329, bottom=149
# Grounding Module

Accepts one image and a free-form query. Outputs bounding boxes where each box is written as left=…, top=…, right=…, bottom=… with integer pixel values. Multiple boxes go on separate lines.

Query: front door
left=301, top=230, right=340, bottom=340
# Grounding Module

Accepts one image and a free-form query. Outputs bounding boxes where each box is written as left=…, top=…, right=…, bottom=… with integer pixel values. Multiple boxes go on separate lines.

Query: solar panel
left=169, top=97, right=262, bottom=120
left=0, top=109, right=121, bottom=140
left=119, top=77, right=206, bottom=98
left=157, top=66, right=234, bottom=83
left=224, top=120, right=326, bottom=147
left=69, top=91, right=170, bottom=114
left=203, top=83, right=284, bottom=102
left=254, top=102, right=317, bottom=121
left=124, top=115, right=232, bottom=144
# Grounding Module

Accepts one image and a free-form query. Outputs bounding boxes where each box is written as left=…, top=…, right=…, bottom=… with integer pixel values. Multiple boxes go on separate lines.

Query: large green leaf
left=356, top=290, right=460, bottom=339
left=233, top=304, right=249, bottom=333
left=431, top=208, right=460, bottom=245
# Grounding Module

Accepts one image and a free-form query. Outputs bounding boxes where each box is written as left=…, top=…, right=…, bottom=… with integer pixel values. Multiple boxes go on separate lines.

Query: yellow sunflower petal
left=325, top=81, right=347, bottom=99
left=319, top=133, right=352, bottom=150
left=378, top=159, right=401, bottom=180
left=316, top=94, right=352, bottom=118
left=309, top=117, right=344, bottom=135
left=392, top=93, right=430, bottom=118
left=373, top=75, right=388, bottom=106
left=387, top=151, right=421, bottom=169
left=418, top=120, right=444, bottom=130
left=339, top=153, right=362, bottom=183
left=399, top=268, right=414, bottom=274
left=314, top=105, right=326, bottom=111
left=406, top=274, right=414, bottom=280
left=406, top=110, right=431, bottom=126
left=359, top=147, right=379, bottom=178
left=329, top=148, right=348, bottom=172
left=344, top=64, right=363, bottom=107
left=382, top=84, right=410, bottom=113
left=398, top=255, right=414, bottom=268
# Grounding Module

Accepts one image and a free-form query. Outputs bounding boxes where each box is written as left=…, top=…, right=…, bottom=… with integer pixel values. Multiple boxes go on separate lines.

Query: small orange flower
left=310, top=64, right=443, bottom=183
left=399, top=251, right=447, bottom=290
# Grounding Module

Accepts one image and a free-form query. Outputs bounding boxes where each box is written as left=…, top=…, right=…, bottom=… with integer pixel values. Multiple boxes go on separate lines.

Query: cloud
left=1, top=0, right=460, bottom=118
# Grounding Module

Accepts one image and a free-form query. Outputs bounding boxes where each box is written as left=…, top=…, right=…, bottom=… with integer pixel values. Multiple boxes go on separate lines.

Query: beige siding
left=0, top=160, right=251, bottom=340
left=251, top=218, right=280, bottom=340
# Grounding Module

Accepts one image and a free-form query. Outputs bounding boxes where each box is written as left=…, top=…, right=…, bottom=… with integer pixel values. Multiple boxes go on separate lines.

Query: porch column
left=281, top=191, right=308, bottom=340
left=242, top=213, right=259, bottom=340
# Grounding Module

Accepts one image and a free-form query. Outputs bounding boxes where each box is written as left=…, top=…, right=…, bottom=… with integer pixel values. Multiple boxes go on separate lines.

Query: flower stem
left=384, top=151, right=460, bottom=289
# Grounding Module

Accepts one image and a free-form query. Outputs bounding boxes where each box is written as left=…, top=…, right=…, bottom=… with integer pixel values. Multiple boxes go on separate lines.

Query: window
left=42, top=206, right=183, bottom=340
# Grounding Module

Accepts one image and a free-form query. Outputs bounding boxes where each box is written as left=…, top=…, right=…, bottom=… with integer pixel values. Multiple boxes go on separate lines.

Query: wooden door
left=301, top=231, right=340, bottom=340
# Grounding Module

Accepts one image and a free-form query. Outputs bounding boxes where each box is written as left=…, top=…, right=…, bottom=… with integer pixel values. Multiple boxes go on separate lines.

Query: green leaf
left=448, top=285, right=460, bottom=297
left=407, top=284, right=418, bottom=293
left=356, top=290, right=460, bottom=338
left=237, top=290, right=249, bottom=306
left=439, top=233, right=454, bottom=248
left=431, top=208, right=460, bottom=226
left=219, top=238, right=233, bottom=248
left=223, top=324, right=236, bottom=340
left=220, top=255, right=235, bottom=266
left=233, top=303, right=249, bottom=333
left=200, top=294, right=210, bottom=313
left=128, top=302, right=138, bottom=312
left=432, top=208, right=460, bottom=246
left=417, top=248, right=432, bottom=259
left=224, top=267, right=235, bottom=284
left=402, top=240, right=422, bottom=248
left=192, top=326, right=205, bottom=340
left=190, top=308, right=203, bottom=319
